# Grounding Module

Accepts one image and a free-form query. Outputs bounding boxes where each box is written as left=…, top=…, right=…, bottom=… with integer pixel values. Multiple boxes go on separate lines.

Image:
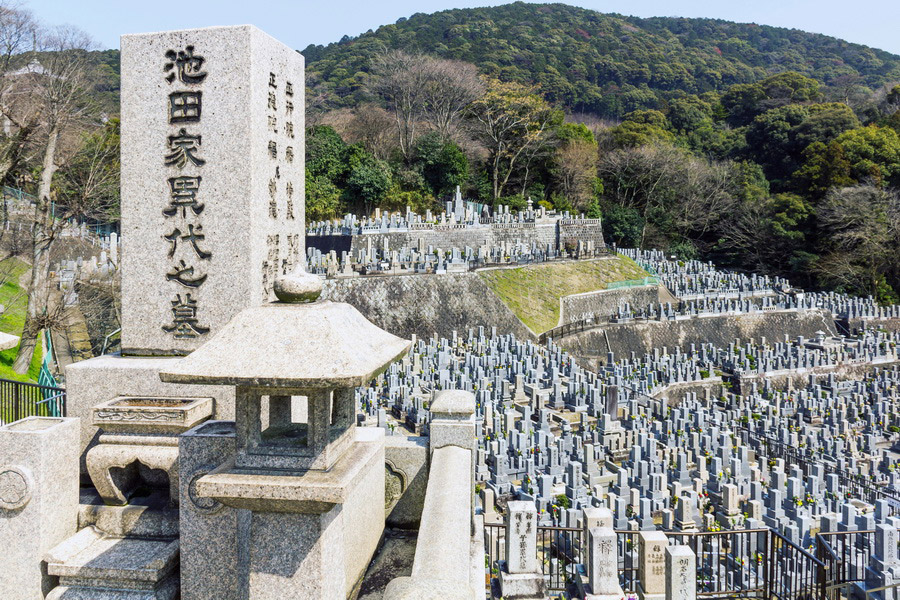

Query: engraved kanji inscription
left=165, top=129, right=206, bottom=168
left=166, top=260, right=208, bottom=287
left=163, top=176, right=204, bottom=217
left=164, top=46, right=208, bottom=84
left=164, top=224, right=211, bottom=259
left=169, top=91, right=202, bottom=123
left=162, top=293, right=210, bottom=338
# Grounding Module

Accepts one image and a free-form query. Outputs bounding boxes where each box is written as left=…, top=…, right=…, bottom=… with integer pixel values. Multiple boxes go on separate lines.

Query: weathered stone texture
left=559, top=309, right=838, bottom=363
left=322, top=273, right=534, bottom=340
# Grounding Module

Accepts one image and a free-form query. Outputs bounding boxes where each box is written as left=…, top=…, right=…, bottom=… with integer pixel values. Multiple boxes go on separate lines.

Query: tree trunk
left=13, top=126, right=58, bottom=374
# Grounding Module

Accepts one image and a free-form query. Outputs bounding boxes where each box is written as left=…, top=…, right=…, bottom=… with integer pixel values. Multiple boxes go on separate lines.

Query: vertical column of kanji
left=283, top=78, right=300, bottom=276
left=161, top=46, right=212, bottom=340
left=261, top=72, right=280, bottom=301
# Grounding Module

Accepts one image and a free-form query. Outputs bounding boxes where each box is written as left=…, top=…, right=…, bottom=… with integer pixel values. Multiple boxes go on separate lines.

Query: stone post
left=0, top=418, right=79, bottom=599
left=430, top=389, right=477, bottom=534
left=178, top=420, right=241, bottom=600
left=499, top=501, right=545, bottom=599
left=586, top=526, right=623, bottom=600
left=638, top=530, right=668, bottom=600
left=666, top=545, right=697, bottom=600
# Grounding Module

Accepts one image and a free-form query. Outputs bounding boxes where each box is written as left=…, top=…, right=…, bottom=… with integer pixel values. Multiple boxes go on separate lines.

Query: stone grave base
left=45, top=526, right=179, bottom=600
left=499, top=570, right=546, bottom=599
left=638, top=586, right=666, bottom=600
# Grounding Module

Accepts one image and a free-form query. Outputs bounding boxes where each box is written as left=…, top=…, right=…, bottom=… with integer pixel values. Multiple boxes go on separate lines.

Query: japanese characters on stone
left=260, top=70, right=298, bottom=302
left=162, top=45, right=211, bottom=340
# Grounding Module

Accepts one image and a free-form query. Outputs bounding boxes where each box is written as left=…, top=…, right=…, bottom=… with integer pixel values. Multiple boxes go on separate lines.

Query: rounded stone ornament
left=0, top=466, right=33, bottom=511
left=273, top=267, right=322, bottom=303
left=187, top=469, right=224, bottom=515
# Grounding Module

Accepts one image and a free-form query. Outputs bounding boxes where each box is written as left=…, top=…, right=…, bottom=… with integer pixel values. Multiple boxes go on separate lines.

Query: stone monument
left=66, top=24, right=306, bottom=467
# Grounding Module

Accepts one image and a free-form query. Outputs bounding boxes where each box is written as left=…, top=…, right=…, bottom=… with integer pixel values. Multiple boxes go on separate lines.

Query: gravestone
left=638, top=531, right=668, bottom=600
left=500, top=501, right=545, bottom=599
left=67, top=24, right=305, bottom=464
left=0, top=418, right=80, bottom=598
left=586, top=526, right=623, bottom=600
left=666, top=545, right=697, bottom=600
left=121, top=25, right=305, bottom=355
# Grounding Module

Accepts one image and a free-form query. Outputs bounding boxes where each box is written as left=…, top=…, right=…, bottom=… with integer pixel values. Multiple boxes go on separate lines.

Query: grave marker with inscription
left=121, top=25, right=305, bottom=355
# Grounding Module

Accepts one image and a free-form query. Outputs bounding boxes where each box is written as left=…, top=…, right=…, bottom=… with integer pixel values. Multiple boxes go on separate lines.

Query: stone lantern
left=160, top=269, right=409, bottom=599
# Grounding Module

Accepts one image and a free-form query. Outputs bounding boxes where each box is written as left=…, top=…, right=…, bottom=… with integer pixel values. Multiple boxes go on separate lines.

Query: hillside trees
left=468, top=78, right=560, bottom=200
left=12, top=24, right=100, bottom=373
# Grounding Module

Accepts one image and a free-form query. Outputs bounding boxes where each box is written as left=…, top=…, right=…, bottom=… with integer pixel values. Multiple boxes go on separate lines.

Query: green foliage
left=305, top=172, right=343, bottom=221
left=302, top=4, right=900, bottom=119
left=834, top=125, right=900, bottom=186
left=306, top=125, right=349, bottom=182
left=793, top=141, right=854, bottom=198
left=345, top=145, right=392, bottom=213
left=412, top=133, right=469, bottom=197
left=603, top=204, right=644, bottom=247
left=609, top=120, right=674, bottom=148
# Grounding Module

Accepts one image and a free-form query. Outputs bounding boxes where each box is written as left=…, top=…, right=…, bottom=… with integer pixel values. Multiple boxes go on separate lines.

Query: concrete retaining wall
left=321, top=273, right=535, bottom=341
left=308, top=219, right=605, bottom=257
left=558, top=309, right=838, bottom=364
left=559, top=285, right=663, bottom=325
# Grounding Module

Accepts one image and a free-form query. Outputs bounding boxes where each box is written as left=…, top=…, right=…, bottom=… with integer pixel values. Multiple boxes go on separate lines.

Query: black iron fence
left=816, top=530, right=873, bottom=590
left=484, top=522, right=585, bottom=594
left=736, top=426, right=900, bottom=505
left=485, top=525, right=833, bottom=600
left=0, top=377, right=67, bottom=425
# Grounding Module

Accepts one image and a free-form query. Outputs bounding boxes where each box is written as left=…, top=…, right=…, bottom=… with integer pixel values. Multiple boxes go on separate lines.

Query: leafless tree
left=345, top=104, right=397, bottom=160
left=420, top=59, right=483, bottom=142
left=599, top=145, right=736, bottom=249
left=12, top=24, right=99, bottom=373
left=554, top=140, right=597, bottom=211
left=815, top=184, right=900, bottom=298
left=369, top=49, right=429, bottom=162
left=0, top=2, right=38, bottom=186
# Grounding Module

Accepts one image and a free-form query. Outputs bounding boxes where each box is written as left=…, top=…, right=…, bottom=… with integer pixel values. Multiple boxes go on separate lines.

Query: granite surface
left=120, top=25, right=305, bottom=355
left=0, top=417, right=80, bottom=600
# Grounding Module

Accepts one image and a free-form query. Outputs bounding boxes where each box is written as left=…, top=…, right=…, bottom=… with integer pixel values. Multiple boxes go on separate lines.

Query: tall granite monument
left=66, top=25, right=306, bottom=464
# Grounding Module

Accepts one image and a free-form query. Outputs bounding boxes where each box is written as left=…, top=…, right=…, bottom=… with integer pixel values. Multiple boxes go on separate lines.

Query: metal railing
left=606, top=276, right=660, bottom=290
left=485, top=524, right=831, bottom=600
left=0, top=377, right=66, bottom=425
left=484, top=522, right=585, bottom=594
left=736, top=426, right=900, bottom=504
left=816, top=530, right=873, bottom=589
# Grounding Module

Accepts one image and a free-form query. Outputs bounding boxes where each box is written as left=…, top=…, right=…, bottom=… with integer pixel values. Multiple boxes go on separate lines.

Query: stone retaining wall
left=558, top=309, right=838, bottom=364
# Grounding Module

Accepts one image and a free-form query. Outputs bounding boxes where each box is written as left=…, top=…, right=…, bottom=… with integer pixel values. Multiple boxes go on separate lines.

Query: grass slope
left=0, top=258, right=42, bottom=382
left=478, top=256, right=648, bottom=334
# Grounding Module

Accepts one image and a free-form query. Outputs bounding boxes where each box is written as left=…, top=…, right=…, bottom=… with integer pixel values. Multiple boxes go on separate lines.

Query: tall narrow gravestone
left=66, top=25, right=306, bottom=463
left=121, top=25, right=305, bottom=355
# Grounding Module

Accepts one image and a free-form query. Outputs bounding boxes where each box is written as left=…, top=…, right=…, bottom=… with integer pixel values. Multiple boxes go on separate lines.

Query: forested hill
left=301, top=2, right=900, bottom=117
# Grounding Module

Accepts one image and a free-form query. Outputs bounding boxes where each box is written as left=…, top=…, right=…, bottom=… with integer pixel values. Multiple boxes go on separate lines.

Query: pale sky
left=21, top=0, right=900, bottom=56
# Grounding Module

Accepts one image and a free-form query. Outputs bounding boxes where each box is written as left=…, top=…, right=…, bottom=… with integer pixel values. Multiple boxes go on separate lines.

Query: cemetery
left=3, top=21, right=900, bottom=600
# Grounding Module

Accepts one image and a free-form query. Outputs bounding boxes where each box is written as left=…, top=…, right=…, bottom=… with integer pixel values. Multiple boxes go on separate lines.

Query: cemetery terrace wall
left=557, top=309, right=838, bottom=364
left=321, top=272, right=535, bottom=340
left=560, top=285, right=664, bottom=324
left=313, top=220, right=569, bottom=256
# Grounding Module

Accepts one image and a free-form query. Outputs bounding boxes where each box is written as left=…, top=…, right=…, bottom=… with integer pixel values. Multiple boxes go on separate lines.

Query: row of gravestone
left=356, top=325, right=900, bottom=587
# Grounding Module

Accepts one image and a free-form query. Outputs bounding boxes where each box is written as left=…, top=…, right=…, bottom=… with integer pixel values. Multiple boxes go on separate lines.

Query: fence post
left=766, top=529, right=773, bottom=600
left=13, top=382, right=20, bottom=422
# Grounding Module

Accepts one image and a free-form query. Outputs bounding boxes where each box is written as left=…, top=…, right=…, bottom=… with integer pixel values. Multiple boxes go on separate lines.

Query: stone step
left=44, top=526, right=179, bottom=600
left=78, top=489, right=179, bottom=538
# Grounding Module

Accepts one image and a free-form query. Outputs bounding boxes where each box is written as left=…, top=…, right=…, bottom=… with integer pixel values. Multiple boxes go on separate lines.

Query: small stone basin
left=92, top=396, right=214, bottom=435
